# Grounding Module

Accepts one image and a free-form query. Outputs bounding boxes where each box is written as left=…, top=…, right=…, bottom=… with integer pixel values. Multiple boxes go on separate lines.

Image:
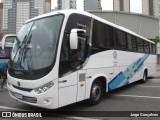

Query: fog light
left=43, top=97, right=52, bottom=104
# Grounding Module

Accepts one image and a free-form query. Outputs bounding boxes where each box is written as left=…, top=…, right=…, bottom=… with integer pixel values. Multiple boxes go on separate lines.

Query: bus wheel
left=142, top=70, right=147, bottom=83
left=86, top=80, right=103, bottom=105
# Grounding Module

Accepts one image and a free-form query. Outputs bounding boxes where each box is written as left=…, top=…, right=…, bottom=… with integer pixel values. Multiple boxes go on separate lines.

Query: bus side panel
left=143, top=54, right=157, bottom=77
left=84, top=50, right=156, bottom=93
left=85, top=67, right=114, bottom=99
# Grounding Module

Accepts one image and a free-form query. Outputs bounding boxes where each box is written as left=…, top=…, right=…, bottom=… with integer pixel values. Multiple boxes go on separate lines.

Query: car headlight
left=34, top=81, right=54, bottom=94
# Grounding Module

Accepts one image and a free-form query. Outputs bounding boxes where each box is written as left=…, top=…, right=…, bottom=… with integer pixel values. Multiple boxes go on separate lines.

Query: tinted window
left=131, top=36, right=137, bottom=51
left=149, top=43, right=152, bottom=54
left=153, top=44, right=156, bottom=54
left=127, top=34, right=132, bottom=51
left=105, top=25, right=114, bottom=48
left=144, top=41, right=150, bottom=53
left=137, top=38, right=144, bottom=53
left=59, top=14, right=91, bottom=76
left=92, top=20, right=114, bottom=49
left=114, top=29, right=127, bottom=50
left=92, top=21, right=106, bottom=48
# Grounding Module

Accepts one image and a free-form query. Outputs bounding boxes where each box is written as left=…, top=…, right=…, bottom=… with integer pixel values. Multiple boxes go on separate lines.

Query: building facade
left=0, top=3, right=3, bottom=40
left=3, top=0, right=51, bottom=35
left=90, top=11, right=159, bottom=39
left=113, top=0, right=130, bottom=12
left=45, top=0, right=51, bottom=13
left=57, top=0, right=62, bottom=10
left=84, top=0, right=102, bottom=11
left=142, top=0, right=159, bottom=17
left=57, top=0, right=76, bottom=10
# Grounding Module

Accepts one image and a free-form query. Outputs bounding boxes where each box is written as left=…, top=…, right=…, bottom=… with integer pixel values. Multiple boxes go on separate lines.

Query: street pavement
left=0, top=68, right=160, bottom=120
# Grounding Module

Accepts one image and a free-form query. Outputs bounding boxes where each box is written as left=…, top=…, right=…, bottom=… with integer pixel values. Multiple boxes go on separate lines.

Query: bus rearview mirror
left=70, top=29, right=86, bottom=50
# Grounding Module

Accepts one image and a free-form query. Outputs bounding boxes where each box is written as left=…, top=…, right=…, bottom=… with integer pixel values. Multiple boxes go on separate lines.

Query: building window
left=120, top=0, right=124, bottom=11
left=149, top=0, right=154, bottom=16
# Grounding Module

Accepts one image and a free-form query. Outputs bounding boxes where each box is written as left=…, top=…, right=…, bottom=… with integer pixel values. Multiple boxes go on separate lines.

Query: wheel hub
left=92, top=84, right=101, bottom=100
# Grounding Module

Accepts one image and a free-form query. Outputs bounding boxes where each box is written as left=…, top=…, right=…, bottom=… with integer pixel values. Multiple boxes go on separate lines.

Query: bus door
left=58, top=31, right=89, bottom=107
left=58, top=14, right=91, bottom=107
left=76, top=36, right=88, bottom=102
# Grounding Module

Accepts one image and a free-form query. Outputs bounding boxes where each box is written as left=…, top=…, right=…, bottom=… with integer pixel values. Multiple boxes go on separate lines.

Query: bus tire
left=86, top=79, right=103, bottom=105
left=141, top=70, right=147, bottom=83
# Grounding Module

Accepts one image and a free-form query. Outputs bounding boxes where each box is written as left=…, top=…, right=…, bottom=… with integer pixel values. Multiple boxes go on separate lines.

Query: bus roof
left=25, top=10, right=155, bottom=44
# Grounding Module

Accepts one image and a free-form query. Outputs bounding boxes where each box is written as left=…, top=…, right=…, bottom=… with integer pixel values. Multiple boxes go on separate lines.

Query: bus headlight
left=34, top=81, right=54, bottom=94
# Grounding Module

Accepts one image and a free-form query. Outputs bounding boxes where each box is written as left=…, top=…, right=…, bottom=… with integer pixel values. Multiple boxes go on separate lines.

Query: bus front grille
left=9, top=90, right=37, bottom=103
left=12, top=85, right=32, bottom=92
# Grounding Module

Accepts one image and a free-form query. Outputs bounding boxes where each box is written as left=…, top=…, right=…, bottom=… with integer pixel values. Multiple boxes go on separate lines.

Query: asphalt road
left=0, top=71, right=160, bottom=120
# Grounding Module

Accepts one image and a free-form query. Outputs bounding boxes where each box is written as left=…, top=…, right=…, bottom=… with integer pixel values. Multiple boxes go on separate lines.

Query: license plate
left=14, top=93, right=23, bottom=99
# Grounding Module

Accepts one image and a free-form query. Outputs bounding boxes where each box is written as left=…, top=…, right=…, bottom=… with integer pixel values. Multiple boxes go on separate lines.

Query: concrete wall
left=90, top=11, right=159, bottom=39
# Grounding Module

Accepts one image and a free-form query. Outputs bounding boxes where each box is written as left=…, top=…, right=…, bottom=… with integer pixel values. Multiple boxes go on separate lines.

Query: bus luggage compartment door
left=77, top=70, right=86, bottom=102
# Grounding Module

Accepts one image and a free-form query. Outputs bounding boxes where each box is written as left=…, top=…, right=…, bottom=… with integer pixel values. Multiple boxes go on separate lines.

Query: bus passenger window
left=127, top=34, right=132, bottom=51
left=137, top=38, right=144, bottom=53
left=131, top=36, right=137, bottom=51
left=144, top=41, right=150, bottom=54
left=149, top=43, right=153, bottom=54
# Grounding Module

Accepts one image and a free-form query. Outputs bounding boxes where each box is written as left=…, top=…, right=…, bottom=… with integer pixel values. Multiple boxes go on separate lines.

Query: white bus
left=2, top=10, right=156, bottom=109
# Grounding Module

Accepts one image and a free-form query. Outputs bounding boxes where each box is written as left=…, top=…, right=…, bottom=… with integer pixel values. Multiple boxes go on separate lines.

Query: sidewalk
left=153, top=64, right=160, bottom=78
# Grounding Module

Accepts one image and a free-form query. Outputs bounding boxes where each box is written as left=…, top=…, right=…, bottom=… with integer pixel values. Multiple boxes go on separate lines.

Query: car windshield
left=11, top=15, right=63, bottom=71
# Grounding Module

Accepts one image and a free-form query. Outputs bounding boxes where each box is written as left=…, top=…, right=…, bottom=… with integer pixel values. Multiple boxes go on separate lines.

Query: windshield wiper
left=22, top=34, right=35, bottom=72
left=15, top=36, right=21, bottom=44
left=10, top=35, right=28, bottom=69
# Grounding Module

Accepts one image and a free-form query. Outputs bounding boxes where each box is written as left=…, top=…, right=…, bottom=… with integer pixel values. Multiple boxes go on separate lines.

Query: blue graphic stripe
left=108, top=54, right=149, bottom=91
left=108, top=72, right=125, bottom=90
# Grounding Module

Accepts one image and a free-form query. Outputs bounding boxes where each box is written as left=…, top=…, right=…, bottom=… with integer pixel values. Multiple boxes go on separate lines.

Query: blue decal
left=0, top=63, right=6, bottom=69
left=108, top=72, right=125, bottom=90
left=108, top=54, right=149, bottom=91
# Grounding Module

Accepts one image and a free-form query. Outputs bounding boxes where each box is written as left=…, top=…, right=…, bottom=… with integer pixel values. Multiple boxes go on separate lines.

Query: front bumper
left=7, top=82, right=58, bottom=109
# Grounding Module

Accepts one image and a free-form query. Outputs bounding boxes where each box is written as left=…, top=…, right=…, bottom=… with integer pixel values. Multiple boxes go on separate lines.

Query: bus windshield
left=11, top=15, right=63, bottom=71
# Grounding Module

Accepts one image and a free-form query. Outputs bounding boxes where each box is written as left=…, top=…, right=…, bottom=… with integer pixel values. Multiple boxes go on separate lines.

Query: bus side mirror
left=69, top=29, right=86, bottom=50
left=1, top=34, right=16, bottom=50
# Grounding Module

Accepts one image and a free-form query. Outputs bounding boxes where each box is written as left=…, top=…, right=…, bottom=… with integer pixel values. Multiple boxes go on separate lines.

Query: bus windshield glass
left=11, top=15, right=63, bottom=71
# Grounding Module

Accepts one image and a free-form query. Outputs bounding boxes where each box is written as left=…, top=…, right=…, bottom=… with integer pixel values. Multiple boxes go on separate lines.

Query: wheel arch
left=85, top=74, right=108, bottom=99
left=143, top=67, right=148, bottom=77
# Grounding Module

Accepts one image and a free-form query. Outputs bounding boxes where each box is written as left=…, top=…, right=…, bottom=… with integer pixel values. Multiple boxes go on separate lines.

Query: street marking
left=0, top=106, right=27, bottom=111
left=110, top=94, right=160, bottom=99
left=138, top=85, right=160, bottom=88
left=148, top=79, right=160, bottom=82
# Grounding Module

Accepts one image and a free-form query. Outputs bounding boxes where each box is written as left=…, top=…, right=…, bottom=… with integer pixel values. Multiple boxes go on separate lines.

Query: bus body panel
left=85, top=70, right=111, bottom=99
left=77, top=70, right=87, bottom=102
left=8, top=77, right=59, bottom=109
left=84, top=50, right=156, bottom=93
left=58, top=71, right=78, bottom=107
